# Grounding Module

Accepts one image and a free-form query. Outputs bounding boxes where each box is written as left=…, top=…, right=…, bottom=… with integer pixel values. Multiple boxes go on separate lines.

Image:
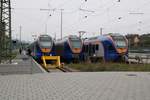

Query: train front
left=38, top=35, right=54, bottom=56
left=111, top=34, right=128, bottom=60
left=68, top=36, right=83, bottom=61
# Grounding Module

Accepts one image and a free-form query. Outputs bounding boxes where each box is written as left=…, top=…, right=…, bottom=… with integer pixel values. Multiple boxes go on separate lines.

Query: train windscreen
left=70, top=38, right=82, bottom=48
left=40, top=42, right=52, bottom=48
left=39, top=36, right=52, bottom=48
left=112, top=36, right=127, bottom=48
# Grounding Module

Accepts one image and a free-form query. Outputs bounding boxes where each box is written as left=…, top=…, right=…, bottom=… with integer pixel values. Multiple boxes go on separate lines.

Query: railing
left=128, top=53, right=150, bottom=64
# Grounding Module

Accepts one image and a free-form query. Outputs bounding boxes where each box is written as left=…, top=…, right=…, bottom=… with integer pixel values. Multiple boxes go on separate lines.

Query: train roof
left=37, top=34, right=53, bottom=41
left=84, top=33, right=125, bottom=42
left=84, top=35, right=108, bottom=41
left=38, top=34, right=52, bottom=38
left=105, top=33, right=125, bottom=37
left=56, top=35, right=80, bottom=43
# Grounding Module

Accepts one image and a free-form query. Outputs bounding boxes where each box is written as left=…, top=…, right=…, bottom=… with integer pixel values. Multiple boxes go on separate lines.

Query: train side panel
left=101, top=40, right=119, bottom=61
left=82, top=34, right=128, bottom=62
left=55, top=35, right=83, bottom=63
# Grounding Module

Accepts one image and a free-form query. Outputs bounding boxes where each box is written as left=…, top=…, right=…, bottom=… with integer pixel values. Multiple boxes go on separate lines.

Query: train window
left=91, top=45, right=93, bottom=53
left=89, top=44, right=92, bottom=55
left=83, top=45, right=85, bottom=51
left=83, top=45, right=86, bottom=52
left=86, top=45, right=88, bottom=52
left=40, top=42, right=52, bottom=48
left=84, top=45, right=86, bottom=52
left=96, top=44, right=99, bottom=50
left=70, top=39, right=82, bottom=48
left=112, top=36, right=126, bottom=48
left=92, top=45, right=95, bottom=53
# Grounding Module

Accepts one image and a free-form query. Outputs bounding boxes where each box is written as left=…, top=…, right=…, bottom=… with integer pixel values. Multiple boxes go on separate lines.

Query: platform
left=0, top=53, right=46, bottom=75
left=0, top=72, right=150, bottom=100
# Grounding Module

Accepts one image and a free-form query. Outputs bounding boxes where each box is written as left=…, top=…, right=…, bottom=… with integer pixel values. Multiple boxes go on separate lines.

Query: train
left=27, top=34, right=128, bottom=64
left=81, top=33, right=128, bottom=62
left=55, top=35, right=83, bottom=63
left=27, top=34, right=55, bottom=62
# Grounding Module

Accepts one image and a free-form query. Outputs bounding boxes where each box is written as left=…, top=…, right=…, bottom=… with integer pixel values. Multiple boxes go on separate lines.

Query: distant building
left=126, top=33, right=150, bottom=49
left=126, top=34, right=140, bottom=47
left=140, top=34, right=150, bottom=47
left=134, top=36, right=140, bottom=47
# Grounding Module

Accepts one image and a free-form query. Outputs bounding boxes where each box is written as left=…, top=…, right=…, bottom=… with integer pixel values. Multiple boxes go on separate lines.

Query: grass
left=68, top=63, right=150, bottom=72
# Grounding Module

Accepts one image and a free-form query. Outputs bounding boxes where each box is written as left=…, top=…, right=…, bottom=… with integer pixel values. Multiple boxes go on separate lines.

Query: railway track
left=45, top=67, right=73, bottom=73
left=32, top=59, right=73, bottom=73
left=56, top=67, right=73, bottom=72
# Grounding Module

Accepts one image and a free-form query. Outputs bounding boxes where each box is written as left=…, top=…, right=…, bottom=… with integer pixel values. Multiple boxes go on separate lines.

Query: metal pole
left=0, top=1, right=2, bottom=63
left=45, top=24, right=47, bottom=34
left=20, top=26, right=22, bottom=48
left=100, top=28, right=103, bottom=35
left=8, top=0, right=12, bottom=63
left=128, top=38, right=131, bottom=64
left=60, top=9, right=63, bottom=39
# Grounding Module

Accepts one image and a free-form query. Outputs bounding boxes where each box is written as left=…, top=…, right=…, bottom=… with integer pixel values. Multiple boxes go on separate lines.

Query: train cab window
left=96, top=44, right=99, bottom=50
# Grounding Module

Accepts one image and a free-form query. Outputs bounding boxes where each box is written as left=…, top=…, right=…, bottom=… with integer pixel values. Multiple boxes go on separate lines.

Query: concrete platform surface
left=0, top=72, right=150, bottom=100
left=0, top=54, right=45, bottom=75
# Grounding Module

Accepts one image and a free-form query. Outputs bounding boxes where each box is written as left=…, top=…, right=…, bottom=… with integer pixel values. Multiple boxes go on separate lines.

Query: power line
left=40, top=8, right=64, bottom=39
left=54, top=0, right=74, bottom=9
left=79, top=8, right=95, bottom=13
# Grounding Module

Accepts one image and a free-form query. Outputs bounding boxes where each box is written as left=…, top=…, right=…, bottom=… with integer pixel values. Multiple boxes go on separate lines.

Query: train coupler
left=41, top=56, right=61, bottom=69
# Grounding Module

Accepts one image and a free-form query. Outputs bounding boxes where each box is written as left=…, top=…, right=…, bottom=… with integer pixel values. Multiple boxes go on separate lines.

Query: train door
left=97, top=43, right=104, bottom=58
left=88, top=44, right=92, bottom=56
left=82, top=44, right=89, bottom=61
left=105, top=42, right=117, bottom=61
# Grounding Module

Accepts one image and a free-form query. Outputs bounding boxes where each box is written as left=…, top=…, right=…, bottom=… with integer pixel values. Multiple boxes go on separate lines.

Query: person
left=27, top=48, right=31, bottom=56
left=19, top=48, right=22, bottom=54
left=22, top=50, right=26, bottom=55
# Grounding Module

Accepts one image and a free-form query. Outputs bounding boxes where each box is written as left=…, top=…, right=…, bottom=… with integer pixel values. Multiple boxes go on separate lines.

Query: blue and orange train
left=55, top=35, right=83, bottom=63
left=81, top=33, right=128, bottom=62
left=27, top=34, right=55, bottom=62
left=28, top=34, right=128, bottom=63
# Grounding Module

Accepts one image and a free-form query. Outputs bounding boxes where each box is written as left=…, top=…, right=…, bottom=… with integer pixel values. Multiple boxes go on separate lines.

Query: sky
left=11, top=0, right=150, bottom=42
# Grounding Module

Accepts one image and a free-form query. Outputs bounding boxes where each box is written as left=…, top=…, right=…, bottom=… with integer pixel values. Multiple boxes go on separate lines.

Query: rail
left=56, top=67, right=73, bottom=72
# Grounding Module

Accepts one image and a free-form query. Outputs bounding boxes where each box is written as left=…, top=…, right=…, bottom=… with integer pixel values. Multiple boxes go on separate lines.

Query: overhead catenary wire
left=62, top=1, right=120, bottom=35
left=11, top=0, right=150, bottom=38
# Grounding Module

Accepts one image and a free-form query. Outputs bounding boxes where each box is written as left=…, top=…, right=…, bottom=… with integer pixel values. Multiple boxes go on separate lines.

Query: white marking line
left=12, top=62, right=18, bottom=65
left=32, top=58, right=47, bottom=73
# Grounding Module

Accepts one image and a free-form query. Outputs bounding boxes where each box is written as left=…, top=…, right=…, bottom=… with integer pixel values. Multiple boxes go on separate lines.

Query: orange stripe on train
left=41, top=48, right=51, bottom=53
left=117, top=48, right=127, bottom=54
left=72, top=48, right=82, bottom=53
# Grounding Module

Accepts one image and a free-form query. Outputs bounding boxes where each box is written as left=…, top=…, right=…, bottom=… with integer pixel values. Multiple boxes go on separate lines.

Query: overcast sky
left=11, top=0, right=150, bottom=41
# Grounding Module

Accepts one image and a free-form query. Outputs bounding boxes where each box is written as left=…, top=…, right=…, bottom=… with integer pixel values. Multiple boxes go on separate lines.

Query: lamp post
left=19, top=26, right=22, bottom=49
left=100, top=27, right=103, bottom=35
left=32, top=34, right=37, bottom=57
